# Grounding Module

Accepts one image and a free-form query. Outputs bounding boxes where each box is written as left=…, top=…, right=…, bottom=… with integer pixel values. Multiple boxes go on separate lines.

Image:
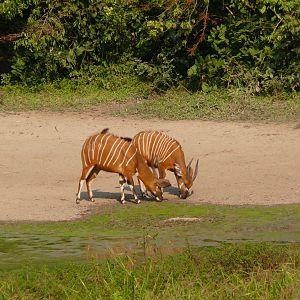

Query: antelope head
left=149, top=164, right=171, bottom=201
left=174, top=158, right=199, bottom=199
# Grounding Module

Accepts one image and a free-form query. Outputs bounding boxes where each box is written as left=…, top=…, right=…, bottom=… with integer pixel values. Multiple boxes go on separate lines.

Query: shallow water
left=1, top=228, right=299, bottom=269
left=1, top=203, right=300, bottom=269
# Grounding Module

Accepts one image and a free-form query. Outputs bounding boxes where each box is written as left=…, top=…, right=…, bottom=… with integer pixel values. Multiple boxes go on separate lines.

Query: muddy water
left=1, top=225, right=299, bottom=269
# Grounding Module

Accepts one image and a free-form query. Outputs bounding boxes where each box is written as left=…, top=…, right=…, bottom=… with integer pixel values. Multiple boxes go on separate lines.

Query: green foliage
left=188, top=0, right=300, bottom=93
left=0, top=243, right=300, bottom=299
left=0, top=0, right=299, bottom=93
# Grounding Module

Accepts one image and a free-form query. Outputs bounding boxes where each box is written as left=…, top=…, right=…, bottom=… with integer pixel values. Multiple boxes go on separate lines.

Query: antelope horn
left=186, top=158, right=193, bottom=180
left=187, top=158, right=193, bottom=169
left=192, top=159, right=199, bottom=182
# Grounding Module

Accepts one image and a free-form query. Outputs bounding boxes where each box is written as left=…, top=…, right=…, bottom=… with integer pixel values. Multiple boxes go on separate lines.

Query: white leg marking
left=87, top=177, right=96, bottom=201
left=129, top=184, right=140, bottom=203
left=119, top=175, right=126, bottom=204
left=76, top=179, right=85, bottom=201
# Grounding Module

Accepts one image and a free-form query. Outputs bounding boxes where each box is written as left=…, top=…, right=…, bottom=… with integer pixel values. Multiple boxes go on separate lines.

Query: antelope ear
left=174, top=163, right=182, bottom=177
left=157, top=178, right=171, bottom=188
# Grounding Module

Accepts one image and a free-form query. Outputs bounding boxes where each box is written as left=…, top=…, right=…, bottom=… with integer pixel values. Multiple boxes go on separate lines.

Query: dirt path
left=0, top=112, right=299, bottom=222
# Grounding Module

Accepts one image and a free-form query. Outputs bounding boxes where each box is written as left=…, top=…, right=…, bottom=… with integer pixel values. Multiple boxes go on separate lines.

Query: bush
left=0, top=0, right=299, bottom=93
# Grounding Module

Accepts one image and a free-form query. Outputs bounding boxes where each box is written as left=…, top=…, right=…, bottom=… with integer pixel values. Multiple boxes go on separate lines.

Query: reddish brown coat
left=132, top=131, right=198, bottom=199
left=76, top=129, right=170, bottom=204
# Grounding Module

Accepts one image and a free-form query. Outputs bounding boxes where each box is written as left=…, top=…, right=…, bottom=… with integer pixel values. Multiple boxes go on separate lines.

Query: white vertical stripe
left=136, top=134, right=143, bottom=156
left=105, top=139, right=124, bottom=166
left=147, top=131, right=155, bottom=162
left=112, top=140, right=127, bottom=165
left=150, top=132, right=161, bottom=163
left=86, top=136, right=92, bottom=165
left=161, top=140, right=176, bottom=162
left=96, top=134, right=107, bottom=161
left=92, top=134, right=100, bottom=162
left=81, top=139, right=88, bottom=167
left=151, top=133, right=165, bottom=165
left=103, top=138, right=119, bottom=166
left=156, top=135, right=169, bottom=162
left=99, top=135, right=112, bottom=165
left=161, top=145, right=180, bottom=163
left=119, top=143, right=132, bottom=167
left=158, top=137, right=171, bottom=159
left=142, top=132, right=146, bottom=157
left=125, top=148, right=137, bottom=166
left=145, top=131, right=151, bottom=160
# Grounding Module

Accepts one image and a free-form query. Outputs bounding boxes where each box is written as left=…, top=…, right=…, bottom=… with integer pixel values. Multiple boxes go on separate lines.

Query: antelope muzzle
left=179, top=188, right=193, bottom=199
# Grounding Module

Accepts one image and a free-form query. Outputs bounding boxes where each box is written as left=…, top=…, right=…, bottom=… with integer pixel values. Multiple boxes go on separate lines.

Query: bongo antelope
left=132, top=131, right=199, bottom=199
left=76, top=128, right=171, bottom=204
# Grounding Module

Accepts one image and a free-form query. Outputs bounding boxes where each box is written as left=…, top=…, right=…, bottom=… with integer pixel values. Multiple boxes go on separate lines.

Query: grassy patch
left=0, top=77, right=152, bottom=111
left=1, top=203, right=300, bottom=270
left=1, top=203, right=300, bottom=298
left=0, top=243, right=300, bottom=299
left=0, top=80, right=299, bottom=121
left=120, top=88, right=300, bottom=121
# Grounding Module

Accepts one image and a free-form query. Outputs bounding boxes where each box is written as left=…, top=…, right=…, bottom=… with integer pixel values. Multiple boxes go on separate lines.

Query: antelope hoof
left=136, top=199, right=141, bottom=204
left=142, top=192, right=151, bottom=199
left=121, top=200, right=126, bottom=204
left=75, top=197, right=81, bottom=204
left=156, top=196, right=163, bottom=202
left=89, top=198, right=95, bottom=202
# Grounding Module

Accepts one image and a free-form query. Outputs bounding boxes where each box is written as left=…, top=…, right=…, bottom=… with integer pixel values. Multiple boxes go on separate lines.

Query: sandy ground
left=0, top=111, right=299, bottom=222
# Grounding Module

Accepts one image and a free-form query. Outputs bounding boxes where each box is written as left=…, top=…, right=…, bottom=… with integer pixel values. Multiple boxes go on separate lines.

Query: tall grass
left=0, top=243, right=300, bottom=299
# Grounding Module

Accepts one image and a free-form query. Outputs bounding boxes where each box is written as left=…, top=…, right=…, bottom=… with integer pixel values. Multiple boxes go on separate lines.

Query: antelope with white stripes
left=132, top=131, right=199, bottom=199
left=76, top=128, right=171, bottom=204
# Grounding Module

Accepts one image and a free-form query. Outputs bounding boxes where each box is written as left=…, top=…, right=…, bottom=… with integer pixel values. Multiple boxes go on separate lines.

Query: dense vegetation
left=1, top=202, right=300, bottom=299
left=0, top=0, right=299, bottom=93
left=1, top=244, right=300, bottom=299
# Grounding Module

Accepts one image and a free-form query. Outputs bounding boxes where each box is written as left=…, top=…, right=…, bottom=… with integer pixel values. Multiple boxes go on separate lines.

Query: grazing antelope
left=76, top=128, right=171, bottom=204
left=132, top=131, right=199, bottom=199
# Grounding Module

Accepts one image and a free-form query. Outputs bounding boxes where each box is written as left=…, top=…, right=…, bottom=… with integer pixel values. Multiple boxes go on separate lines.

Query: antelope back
left=132, top=131, right=181, bottom=166
left=81, top=129, right=137, bottom=172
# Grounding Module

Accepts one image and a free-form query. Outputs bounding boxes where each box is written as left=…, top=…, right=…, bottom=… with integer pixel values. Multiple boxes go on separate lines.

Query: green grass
left=0, top=79, right=299, bottom=121
left=1, top=203, right=300, bottom=298
left=0, top=76, right=152, bottom=111
left=1, top=203, right=300, bottom=270
left=0, top=243, right=300, bottom=299
left=120, top=88, right=300, bottom=121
